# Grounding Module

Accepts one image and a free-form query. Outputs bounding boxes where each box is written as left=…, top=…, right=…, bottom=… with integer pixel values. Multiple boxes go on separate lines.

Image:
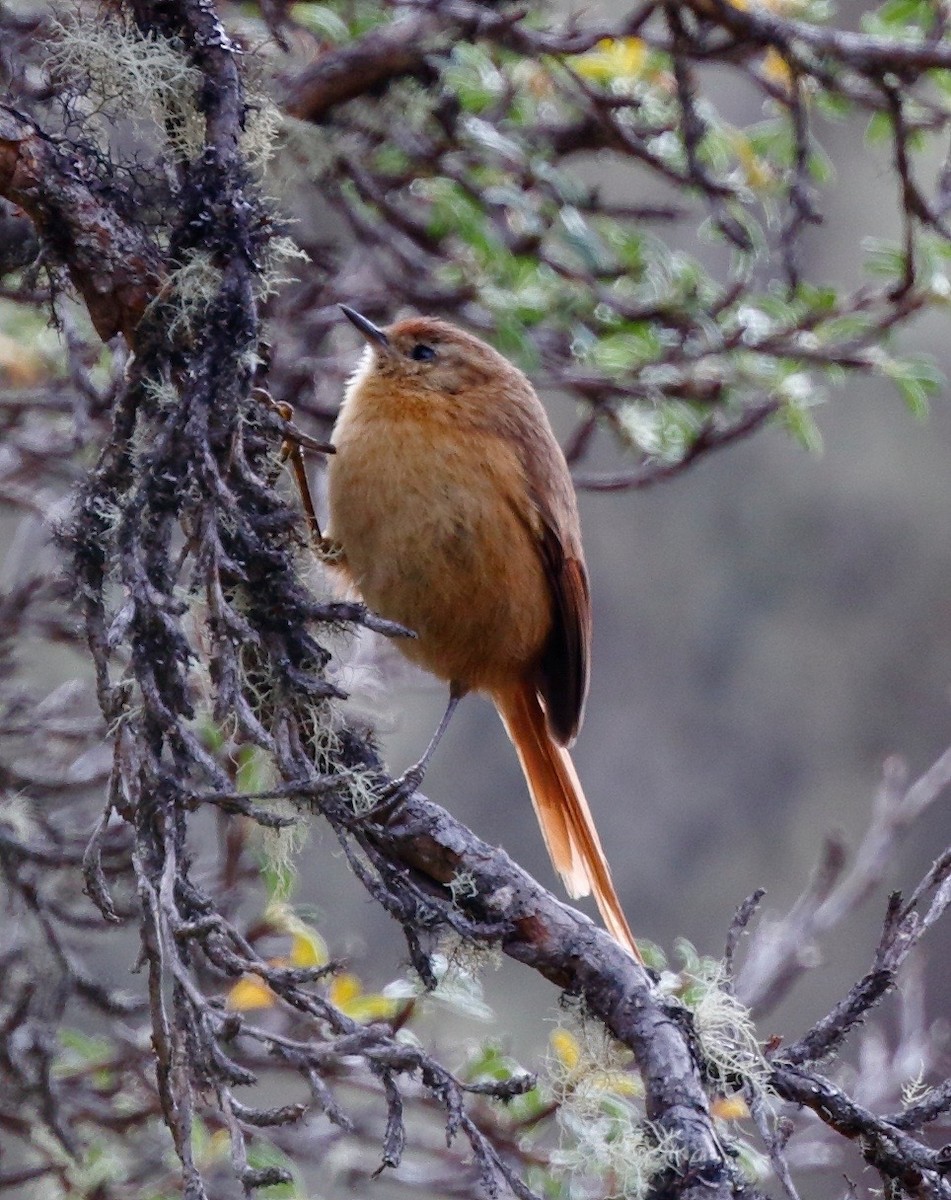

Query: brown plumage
left=326, top=307, right=640, bottom=962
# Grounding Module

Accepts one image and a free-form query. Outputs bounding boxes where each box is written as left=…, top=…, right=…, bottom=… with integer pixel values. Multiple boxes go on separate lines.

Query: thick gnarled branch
left=0, top=107, right=161, bottom=341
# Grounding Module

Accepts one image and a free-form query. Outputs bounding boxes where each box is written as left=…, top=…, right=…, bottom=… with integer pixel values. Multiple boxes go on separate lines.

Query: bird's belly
left=327, top=419, right=551, bottom=690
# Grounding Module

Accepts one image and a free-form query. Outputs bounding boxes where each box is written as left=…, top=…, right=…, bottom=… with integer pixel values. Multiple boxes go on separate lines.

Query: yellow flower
left=223, top=911, right=396, bottom=1022
left=226, top=908, right=328, bottom=1011
left=572, top=38, right=647, bottom=84
left=712, top=1095, right=751, bottom=1121
left=550, top=1028, right=581, bottom=1071
left=731, top=132, right=775, bottom=192
left=227, top=973, right=276, bottom=1011
left=328, top=973, right=399, bottom=1022
left=761, top=47, right=794, bottom=91
left=286, top=923, right=329, bottom=969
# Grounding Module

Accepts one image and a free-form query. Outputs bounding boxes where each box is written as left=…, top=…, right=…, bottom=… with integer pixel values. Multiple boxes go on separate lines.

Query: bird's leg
left=270, top=399, right=343, bottom=561
left=365, top=687, right=464, bottom=820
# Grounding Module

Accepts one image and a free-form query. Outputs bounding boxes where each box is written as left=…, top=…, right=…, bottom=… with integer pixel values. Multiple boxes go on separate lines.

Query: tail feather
left=495, top=683, right=642, bottom=963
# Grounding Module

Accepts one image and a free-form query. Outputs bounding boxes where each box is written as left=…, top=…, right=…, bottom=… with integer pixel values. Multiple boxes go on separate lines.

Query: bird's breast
left=326, top=402, right=552, bottom=690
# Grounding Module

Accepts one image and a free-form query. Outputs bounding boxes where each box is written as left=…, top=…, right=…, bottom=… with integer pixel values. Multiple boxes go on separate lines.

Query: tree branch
left=316, top=784, right=740, bottom=1198
left=0, top=107, right=162, bottom=341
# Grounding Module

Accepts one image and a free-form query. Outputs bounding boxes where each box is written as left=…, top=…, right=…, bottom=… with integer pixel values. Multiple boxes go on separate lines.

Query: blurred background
left=4, top=0, right=950, bottom=1076
left=323, top=315, right=951, bottom=1038
left=3, top=0, right=951, bottom=1192
left=280, top=9, right=951, bottom=1065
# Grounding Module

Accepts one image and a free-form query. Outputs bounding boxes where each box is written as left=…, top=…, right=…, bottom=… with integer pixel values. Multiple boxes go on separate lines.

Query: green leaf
left=883, top=355, right=944, bottom=418
left=445, top=44, right=506, bottom=114
left=865, top=111, right=892, bottom=145
left=246, top=1142, right=301, bottom=1198
left=589, top=326, right=659, bottom=374
left=559, top=206, right=610, bottom=271
left=863, top=0, right=932, bottom=33
left=930, top=68, right=951, bottom=99
left=236, top=744, right=271, bottom=793
left=636, top=940, right=668, bottom=971
left=57, top=1028, right=114, bottom=1078
left=288, top=3, right=349, bottom=42
left=673, top=937, right=702, bottom=974
left=814, top=90, right=852, bottom=121
left=780, top=400, right=823, bottom=454
left=863, top=237, right=907, bottom=279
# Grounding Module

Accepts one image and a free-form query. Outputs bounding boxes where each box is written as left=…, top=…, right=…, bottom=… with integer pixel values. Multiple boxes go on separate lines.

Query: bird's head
left=339, top=305, right=521, bottom=399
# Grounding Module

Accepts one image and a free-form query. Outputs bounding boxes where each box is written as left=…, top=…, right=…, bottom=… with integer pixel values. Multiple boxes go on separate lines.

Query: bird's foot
left=316, top=537, right=345, bottom=565
left=383, top=764, right=425, bottom=803
left=350, top=766, right=424, bottom=827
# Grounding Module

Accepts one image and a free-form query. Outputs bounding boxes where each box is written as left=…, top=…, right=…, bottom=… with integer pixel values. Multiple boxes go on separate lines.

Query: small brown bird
left=326, top=306, right=640, bottom=962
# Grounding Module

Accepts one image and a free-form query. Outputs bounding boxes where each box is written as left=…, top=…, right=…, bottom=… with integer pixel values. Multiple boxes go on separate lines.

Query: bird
left=324, top=305, right=641, bottom=962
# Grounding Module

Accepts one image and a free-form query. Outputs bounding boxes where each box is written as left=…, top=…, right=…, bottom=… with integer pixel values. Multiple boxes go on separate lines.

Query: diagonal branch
left=283, top=11, right=449, bottom=121
left=327, top=785, right=742, bottom=1200
left=0, top=106, right=162, bottom=342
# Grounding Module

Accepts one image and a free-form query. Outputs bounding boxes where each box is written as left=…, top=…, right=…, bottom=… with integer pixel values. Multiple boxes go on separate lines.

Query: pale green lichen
left=547, top=1004, right=680, bottom=1199
left=384, top=950, right=496, bottom=1021
left=554, top=1108, right=679, bottom=1200
left=901, top=1064, right=930, bottom=1110
left=549, top=1002, right=639, bottom=1106
left=448, top=868, right=479, bottom=903
left=85, top=493, right=124, bottom=535
left=140, top=377, right=183, bottom=413
left=50, top=11, right=285, bottom=174
left=145, top=234, right=306, bottom=343
left=50, top=11, right=204, bottom=157
left=665, top=942, right=768, bottom=1094
left=0, top=791, right=37, bottom=841
left=257, top=235, right=310, bottom=300
left=440, top=929, right=504, bottom=978
left=159, top=251, right=224, bottom=340
left=258, top=799, right=308, bottom=902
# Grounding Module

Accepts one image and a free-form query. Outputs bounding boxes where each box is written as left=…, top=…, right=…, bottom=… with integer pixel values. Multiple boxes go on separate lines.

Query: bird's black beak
left=339, top=305, right=390, bottom=351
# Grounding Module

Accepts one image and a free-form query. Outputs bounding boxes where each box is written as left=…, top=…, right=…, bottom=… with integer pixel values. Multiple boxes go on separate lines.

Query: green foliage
left=287, top=2, right=349, bottom=42
left=862, top=0, right=936, bottom=37
left=883, top=354, right=944, bottom=418
left=278, top=0, right=951, bottom=486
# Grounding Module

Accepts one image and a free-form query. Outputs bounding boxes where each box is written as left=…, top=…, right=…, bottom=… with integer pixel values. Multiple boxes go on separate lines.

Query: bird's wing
left=532, top=512, right=591, bottom=746
left=501, top=399, right=591, bottom=747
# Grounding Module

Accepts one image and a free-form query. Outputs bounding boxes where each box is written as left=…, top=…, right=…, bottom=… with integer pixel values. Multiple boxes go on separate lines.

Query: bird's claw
left=383, top=766, right=424, bottom=803
left=316, top=537, right=345, bottom=564
left=346, top=769, right=422, bottom=828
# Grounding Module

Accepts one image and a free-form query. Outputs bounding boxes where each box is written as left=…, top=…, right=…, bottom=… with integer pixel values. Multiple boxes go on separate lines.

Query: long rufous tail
left=495, top=683, right=642, bottom=964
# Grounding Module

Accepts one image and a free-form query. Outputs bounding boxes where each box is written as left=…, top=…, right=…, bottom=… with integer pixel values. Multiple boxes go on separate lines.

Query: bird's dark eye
left=410, top=344, right=436, bottom=362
